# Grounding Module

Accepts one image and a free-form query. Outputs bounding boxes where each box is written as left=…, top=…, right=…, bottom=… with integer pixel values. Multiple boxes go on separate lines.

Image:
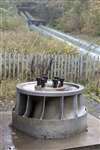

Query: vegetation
left=85, top=81, right=100, bottom=103
left=0, top=12, right=25, bottom=30
left=0, top=1, right=76, bottom=54
left=0, top=80, right=19, bottom=99
left=0, top=10, right=76, bottom=54
left=0, top=0, right=64, bottom=23
left=1, top=0, right=100, bottom=37
left=0, top=29, right=76, bottom=54
left=52, top=0, right=100, bottom=43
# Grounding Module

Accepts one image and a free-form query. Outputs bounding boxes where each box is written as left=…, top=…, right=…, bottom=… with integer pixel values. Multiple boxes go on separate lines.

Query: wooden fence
left=0, top=52, right=99, bottom=82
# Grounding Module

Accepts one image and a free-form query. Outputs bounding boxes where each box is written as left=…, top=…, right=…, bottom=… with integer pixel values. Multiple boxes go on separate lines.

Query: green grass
left=0, top=80, right=19, bottom=99
left=0, top=28, right=77, bottom=54
left=85, top=81, right=100, bottom=103
left=0, top=7, right=77, bottom=54
left=0, top=6, right=21, bottom=30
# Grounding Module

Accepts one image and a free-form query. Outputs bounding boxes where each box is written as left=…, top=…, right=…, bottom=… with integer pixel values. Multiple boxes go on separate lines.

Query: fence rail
left=0, top=52, right=99, bottom=82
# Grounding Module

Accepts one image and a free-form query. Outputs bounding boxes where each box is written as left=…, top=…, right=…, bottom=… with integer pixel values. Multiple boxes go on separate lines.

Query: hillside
left=0, top=0, right=64, bottom=23
left=52, top=0, right=100, bottom=38
left=0, top=4, right=76, bottom=54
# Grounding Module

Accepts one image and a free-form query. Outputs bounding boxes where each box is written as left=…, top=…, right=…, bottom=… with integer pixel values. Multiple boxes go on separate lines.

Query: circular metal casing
left=12, top=81, right=87, bottom=139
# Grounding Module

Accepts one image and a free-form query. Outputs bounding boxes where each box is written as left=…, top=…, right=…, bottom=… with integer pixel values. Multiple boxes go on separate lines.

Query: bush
left=52, top=0, right=100, bottom=36
left=0, top=8, right=25, bottom=30
left=0, top=29, right=77, bottom=54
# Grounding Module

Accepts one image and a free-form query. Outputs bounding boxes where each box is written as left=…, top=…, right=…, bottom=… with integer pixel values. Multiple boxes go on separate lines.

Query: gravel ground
left=85, top=98, right=100, bottom=119
left=0, top=97, right=100, bottom=119
left=0, top=97, right=15, bottom=112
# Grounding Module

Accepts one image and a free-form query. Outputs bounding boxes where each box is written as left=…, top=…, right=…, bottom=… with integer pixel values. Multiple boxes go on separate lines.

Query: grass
left=0, top=79, right=20, bottom=111
left=0, top=29, right=77, bottom=54
left=0, top=80, right=19, bottom=99
left=0, top=30, right=77, bottom=54
left=0, top=7, right=23, bottom=30
left=85, top=81, right=100, bottom=103
left=0, top=12, right=77, bottom=54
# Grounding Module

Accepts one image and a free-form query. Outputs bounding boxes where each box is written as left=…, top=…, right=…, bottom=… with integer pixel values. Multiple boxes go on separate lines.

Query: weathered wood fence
left=0, top=52, right=99, bottom=82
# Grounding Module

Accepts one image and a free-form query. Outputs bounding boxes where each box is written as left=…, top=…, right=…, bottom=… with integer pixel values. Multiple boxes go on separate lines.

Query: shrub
left=0, top=29, right=77, bottom=54
left=0, top=8, right=25, bottom=30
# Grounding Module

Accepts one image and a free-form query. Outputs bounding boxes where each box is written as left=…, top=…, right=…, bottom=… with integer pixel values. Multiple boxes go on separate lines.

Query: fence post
left=0, top=53, right=2, bottom=80
left=0, top=53, right=99, bottom=83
